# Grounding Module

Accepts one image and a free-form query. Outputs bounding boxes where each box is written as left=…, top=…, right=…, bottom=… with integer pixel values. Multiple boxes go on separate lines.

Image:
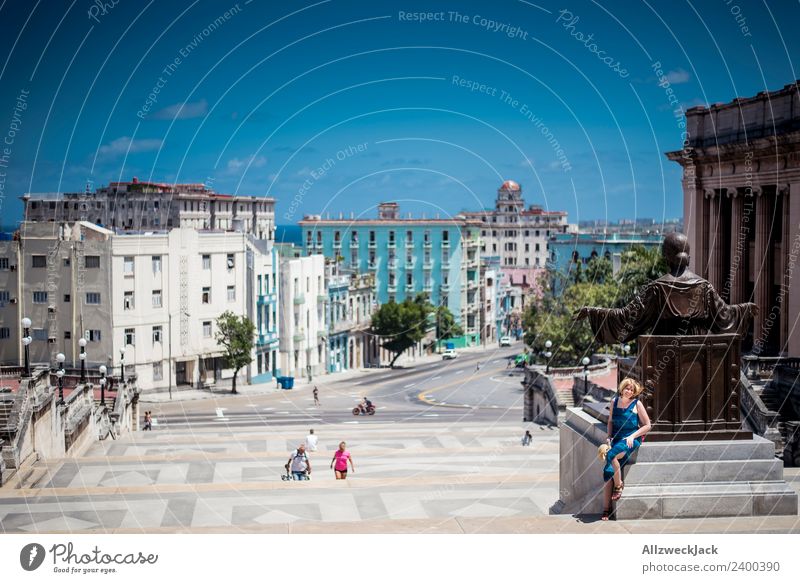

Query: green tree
left=371, top=294, right=433, bottom=368
left=215, top=311, right=255, bottom=394
left=435, top=305, right=463, bottom=341
left=616, top=245, right=667, bottom=306
left=584, top=255, right=613, bottom=284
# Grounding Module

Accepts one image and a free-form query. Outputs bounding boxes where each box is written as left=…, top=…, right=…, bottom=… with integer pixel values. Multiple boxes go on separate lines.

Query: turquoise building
left=300, top=203, right=482, bottom=344
left=252, top=243, right=280, bottom=383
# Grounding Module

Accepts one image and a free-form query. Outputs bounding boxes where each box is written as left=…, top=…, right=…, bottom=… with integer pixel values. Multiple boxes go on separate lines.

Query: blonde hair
left=617, top=377, right=644, bottom=397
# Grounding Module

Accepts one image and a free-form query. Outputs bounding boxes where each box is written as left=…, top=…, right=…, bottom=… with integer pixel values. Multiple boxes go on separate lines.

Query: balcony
left=423, top=282, right=433, bottom=292
left=405, top=260, right=414, bottom=269
left=387, top=241, right=396, bottom=249
left=423, top=240, right=432, bottom=248
left=317, top=294, right=327, bottom=303
left=350, top=240, right=360, bottom=249
left=292, top=332, right=305, bottom=342
left=387, top=260, right=398, bottom=270
left=387, top=284, right=397, bottom=294
left=441, top=260, right=451, bottom=270
left=441, top=240, right=450, bottom=248
left=293, top=294, right=305, bottom=305
left=441, top=283, right=450, bottom=292
left=368, top=262, right=378, bottom=270
left=333, top=241, right=342, bottom=249
left=405, top=283, right=415, bottom=293
left=423, top=259, right=433, bottom=270
left=368, top=240, right=376, bottom=248
left=468, top=280, right=477, bottom=290
left=405, top=240, right=414, bottom=248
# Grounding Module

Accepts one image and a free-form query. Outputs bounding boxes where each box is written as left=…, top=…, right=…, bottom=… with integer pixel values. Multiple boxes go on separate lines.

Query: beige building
left=667, top=80, right=800, bottom=357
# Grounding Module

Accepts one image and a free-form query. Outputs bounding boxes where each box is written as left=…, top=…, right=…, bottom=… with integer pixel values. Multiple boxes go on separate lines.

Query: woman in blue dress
left=601, top=378, right=651, bottom=520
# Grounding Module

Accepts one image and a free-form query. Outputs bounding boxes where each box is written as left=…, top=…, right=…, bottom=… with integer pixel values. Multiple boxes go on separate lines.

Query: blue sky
left=0, top=0, right=797, bottom=227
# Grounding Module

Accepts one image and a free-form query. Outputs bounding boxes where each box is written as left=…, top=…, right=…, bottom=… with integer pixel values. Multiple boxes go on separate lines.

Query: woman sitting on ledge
left=602, top=377, right=651, bottom=521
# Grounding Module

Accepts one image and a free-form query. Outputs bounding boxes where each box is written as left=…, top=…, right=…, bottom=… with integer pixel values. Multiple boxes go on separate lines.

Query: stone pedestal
left=553, top=406, right=798, bottom=519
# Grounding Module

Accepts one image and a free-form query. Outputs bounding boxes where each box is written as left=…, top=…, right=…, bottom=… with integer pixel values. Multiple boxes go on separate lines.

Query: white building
left=279, top=254, right=326, bottom=379
left=110, top=228, right=277, bottom=391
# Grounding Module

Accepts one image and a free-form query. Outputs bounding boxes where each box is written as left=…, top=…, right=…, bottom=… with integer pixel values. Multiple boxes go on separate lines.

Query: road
left=145, top=342, right=528, bottom=432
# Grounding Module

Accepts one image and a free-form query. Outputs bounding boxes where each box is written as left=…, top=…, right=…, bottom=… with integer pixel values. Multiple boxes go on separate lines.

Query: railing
left=522, top=368, right=559, bottom=425
left=423, top=260, right=433, bottom=269
left=742, top=355, right=800, bottom=380
left=293, top=294, right=305, bottom=305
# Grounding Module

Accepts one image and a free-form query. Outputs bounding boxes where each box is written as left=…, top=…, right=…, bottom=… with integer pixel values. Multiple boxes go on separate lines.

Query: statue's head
left=662, top=232, right=690, bottom=271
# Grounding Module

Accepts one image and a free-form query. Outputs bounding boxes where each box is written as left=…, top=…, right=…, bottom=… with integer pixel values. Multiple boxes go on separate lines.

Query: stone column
left=729, top=190, right=747, bottom=304
left=701, top=189, right=714, bottom=280
left=788, top=182, right=800, bottom=358
left=707, top=191, right=722, bottom=290
left=780, top=185, right=791, bottom=354
left=753, top=187, right=772, bottom=350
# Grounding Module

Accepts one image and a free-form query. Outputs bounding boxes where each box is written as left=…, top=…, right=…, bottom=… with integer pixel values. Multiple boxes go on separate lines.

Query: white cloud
left=665, top=69, right=690, bottom=84
left=226, top=155, right=267, bottom=173
left=151, top=99, right=208, bottom=120
left=97, top=136, right=163, bottom=159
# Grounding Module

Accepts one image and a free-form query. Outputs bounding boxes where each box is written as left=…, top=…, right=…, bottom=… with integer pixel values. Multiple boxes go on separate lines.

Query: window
left=202, top=287, right=210, bottom=304
left=227, top=286, right=235, bottom=302
left=202, top=254, right=211, bottom=270
left=123, top=256, right=134, bottom=275
left=125, top=328, right=135, bottom=346
left=63, top=258, right=71, bottom=267
left=442, top=230, right=449, bottom=242
left=388, top=231, right=395, bottom=244
left=86, top=292, right=101, bottom=305
left=152, top=290, right=162, bottom=308
left=33, top=328, right=47, bottom=341
left=152, top=325, right=162, bottom=344
left=0, top=328, right=9, bottom=339
left=535, top=243, right=540, bottom=252
left=85, top=256, right=100, bottom=268
left=0, top=257, right=8, bottom=270
left=152, top=255, right=161, bottom=273
left=124, top=291, right=134, bottom=310
left=87, top=329, right=102, bottom=342
left=153, top=362, right=163, bottom=381
left=33, top=291, right=48, bottom=304
left=64, top=331, right=72, bottom=340
left=0, top=291, right=9, bottom=305
left=32, top=255, right=46, bottom=268
left=226, top=254, right=235, bottom=270
left=203, top=321, right=212, bottom=338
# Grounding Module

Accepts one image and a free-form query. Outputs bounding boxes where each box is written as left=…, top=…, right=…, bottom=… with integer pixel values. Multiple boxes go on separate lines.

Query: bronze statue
left=575, top=232, right=757, bottom=343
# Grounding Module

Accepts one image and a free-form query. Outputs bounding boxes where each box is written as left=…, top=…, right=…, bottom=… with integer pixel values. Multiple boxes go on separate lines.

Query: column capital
left=703, top=188, right=716, bottom=199
left=722, top=187, right=737, bottom=198
left=749, top=185, right=763, bottom=197
left=778, top=184, right=791, bottom=196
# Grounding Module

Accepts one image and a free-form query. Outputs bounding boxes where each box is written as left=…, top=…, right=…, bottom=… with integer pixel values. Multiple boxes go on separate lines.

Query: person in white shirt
left=305, top=429, right=318, bottom=452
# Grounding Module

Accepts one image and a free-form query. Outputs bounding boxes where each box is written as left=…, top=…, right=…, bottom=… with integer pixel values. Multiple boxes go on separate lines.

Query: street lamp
left=581, top=356, right=591, bottom=387
left=78, top=337, right=87, bottom=383
left=99, top=365, right=107, bottom=407
left=622, top=344, right=631, bottom=357
left=21, top=317, right=32, bottom=378
left=56, top=352, right=66, bottom=405
left=544, top=340, right=553, bottom=375
left=120, top=350, right=125, bottom=384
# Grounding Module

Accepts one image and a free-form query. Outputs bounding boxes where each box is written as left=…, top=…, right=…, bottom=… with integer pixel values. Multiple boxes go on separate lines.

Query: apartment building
left=325, top=266, right=378, bottom=372
left=300, top=203, right=483, bottom=345
left=279, top=254, right=326, bottom=379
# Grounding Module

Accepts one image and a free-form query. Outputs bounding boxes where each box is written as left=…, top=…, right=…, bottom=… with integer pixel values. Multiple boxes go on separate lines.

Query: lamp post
left=21, top=317, right=32, bottom=378
left=581, top=356, right=591, bottom=388
left=78, top=337, right=87, bottom=383
left=120, top=350, right=125, bottom=384
left=56, top=352, right=66, bottom=405
left=99, top=365, right=107, bottom=407
left=544, top=340, right=553, bottom=375
left=622, top=344, right=631, bottom=358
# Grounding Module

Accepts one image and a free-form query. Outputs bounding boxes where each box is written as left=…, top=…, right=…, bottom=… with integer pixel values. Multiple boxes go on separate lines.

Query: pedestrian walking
left=521, top=430, right=532, bottom=446
left=286, top=444, right=311, bottom=480
left=330, top=441, right=354, bottom=480
left=313, top=385, right=320, bottom=406
left=143, top=411, right=152, bottom=431
left=305, top=429, right=318, bottom=452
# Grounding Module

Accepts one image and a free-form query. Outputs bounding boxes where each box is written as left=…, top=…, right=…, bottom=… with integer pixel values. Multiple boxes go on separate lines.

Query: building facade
left=548, top=232, right=663, bottom=279
left=325, top=267, right=379, bottom=372
left=666, top=81, right=800, bottom=357
left=279, top=254, right=326, bottom=379
left=22, top=178, right=275, bottom=240
left=463, top=180, right=569, bottom=268
left=300, top=202, right=482, bottom=344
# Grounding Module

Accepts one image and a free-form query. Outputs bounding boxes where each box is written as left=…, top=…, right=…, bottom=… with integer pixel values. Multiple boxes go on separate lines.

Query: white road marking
left=263, top=407, right=275, bottom=411
left=215, top=408, right=226, bottom=418
left=344, top=421, right=359, bottom=424
left=453, top=370, right=464, bottom=375
left=431, top=376, right=441, bottom=380
left=423, top=414, right=439, bottom=417
left=404, top=383, right=416, bottom=388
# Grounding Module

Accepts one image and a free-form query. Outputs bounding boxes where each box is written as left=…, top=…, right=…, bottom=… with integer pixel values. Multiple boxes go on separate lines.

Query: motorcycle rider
left=358, top=397, right=374, bottom=415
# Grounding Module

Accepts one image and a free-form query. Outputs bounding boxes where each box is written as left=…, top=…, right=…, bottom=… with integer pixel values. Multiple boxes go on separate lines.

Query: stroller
left=281, top=464, right=310, bottom=481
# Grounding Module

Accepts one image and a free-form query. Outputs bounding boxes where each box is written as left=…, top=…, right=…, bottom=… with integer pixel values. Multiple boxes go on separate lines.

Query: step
left=615, top=480, right=798, bottom=519
left=625, top=458, right=784, bottom=484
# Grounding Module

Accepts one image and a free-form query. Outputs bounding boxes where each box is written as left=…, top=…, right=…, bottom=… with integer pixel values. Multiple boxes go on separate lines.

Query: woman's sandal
left=601, top=509, right=611, bottom=521
left=611, top=482, right=624, bottom=501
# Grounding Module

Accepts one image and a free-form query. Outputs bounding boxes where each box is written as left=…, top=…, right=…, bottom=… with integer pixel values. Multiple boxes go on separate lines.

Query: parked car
left=442, top=348, right=458, bottom=360
left=499, top=336, right=512, bottom=347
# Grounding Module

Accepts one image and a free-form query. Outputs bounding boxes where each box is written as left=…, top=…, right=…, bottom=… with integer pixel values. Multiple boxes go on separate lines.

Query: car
left=442, top=349, right=458, bottom=360
left=499, top=336, right=512, bottom=347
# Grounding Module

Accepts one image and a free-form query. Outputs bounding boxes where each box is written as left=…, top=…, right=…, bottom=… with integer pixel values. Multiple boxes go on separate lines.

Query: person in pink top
left=330, top=441, right=355, bottom=479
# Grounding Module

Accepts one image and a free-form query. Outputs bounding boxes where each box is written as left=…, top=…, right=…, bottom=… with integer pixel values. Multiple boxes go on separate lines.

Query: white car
left=442, top=349, right=458, bottom=360
left=499, top=336, right=512, bottom=347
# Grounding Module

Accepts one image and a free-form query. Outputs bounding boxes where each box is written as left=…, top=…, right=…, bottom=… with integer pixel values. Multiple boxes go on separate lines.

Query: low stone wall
left=572, top=377, right=615, bottom=407
left=522, top=368, right=559, bottom=426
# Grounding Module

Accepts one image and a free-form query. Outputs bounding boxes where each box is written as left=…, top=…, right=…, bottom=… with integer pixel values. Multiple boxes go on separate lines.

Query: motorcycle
left=352, top=403, right=376, bottom=416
